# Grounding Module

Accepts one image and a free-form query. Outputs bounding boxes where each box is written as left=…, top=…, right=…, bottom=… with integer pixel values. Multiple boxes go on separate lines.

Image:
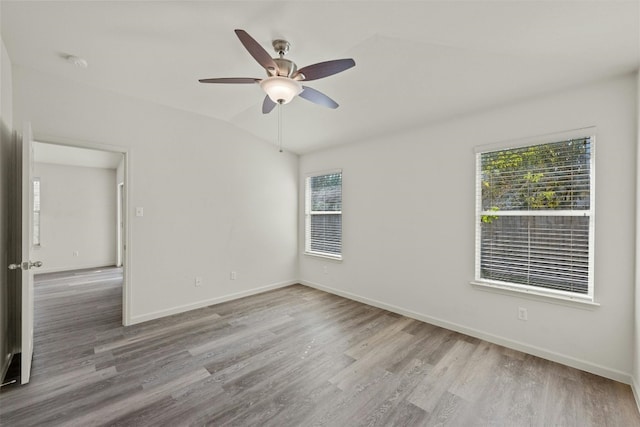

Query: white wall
left=33, top=162, right=117, bottom=273
left=0, top=34, right=14, bottom=381
left=300, top=73, right=638, bottom=383
left=13, top=65, right=298, bottom=324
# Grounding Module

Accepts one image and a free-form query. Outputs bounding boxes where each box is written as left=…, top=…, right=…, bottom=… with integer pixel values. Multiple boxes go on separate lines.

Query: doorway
left=31, top=139, right=130, bottom=325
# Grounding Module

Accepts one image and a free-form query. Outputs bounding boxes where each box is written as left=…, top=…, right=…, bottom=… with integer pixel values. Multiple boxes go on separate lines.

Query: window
left=305, top=171, right=342, bottom=259
left=33, top=177, right=41, bottom=246
left=474, top=134, right=595, bottom=302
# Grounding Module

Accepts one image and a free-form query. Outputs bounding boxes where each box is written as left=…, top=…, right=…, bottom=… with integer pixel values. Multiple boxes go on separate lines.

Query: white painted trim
left=116, top=182, right=124, bottom=267
left=470, top=280, right=599, bottom=308
left=300, top=279, right=631, bottom=384
left=128, top=279, right=298, bottom=325
left=478, top=210, right=590, bottom=217
left=303, top=251, right=343, bottom=261
left=634, top=69, right=640, bottom=416
left=633, top=378, right=640, bottom=415
left=122, top=149, right=132, bottom=326
left=474, top=126, right=596, bottom=153
left=304, top=168, right=343, bottom=179
left=34, top=263, right=117, bottom=275
left=631, top=69, right=640, bottom=411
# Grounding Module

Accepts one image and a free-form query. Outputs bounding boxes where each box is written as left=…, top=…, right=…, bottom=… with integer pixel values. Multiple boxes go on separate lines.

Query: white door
left=11, top=122, right=42, bottom=384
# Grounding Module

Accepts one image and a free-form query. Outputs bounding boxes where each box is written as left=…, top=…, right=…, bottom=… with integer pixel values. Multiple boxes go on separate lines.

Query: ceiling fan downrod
left=278, top=100, right=284, bottom=153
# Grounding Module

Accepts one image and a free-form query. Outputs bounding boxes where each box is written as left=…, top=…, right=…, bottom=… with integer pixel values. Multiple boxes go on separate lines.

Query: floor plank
left=1, top=266, right=639, bottom=426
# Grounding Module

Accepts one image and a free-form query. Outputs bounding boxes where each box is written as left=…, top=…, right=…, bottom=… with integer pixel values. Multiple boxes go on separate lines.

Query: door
left=9, top=122, right=42, bottom=384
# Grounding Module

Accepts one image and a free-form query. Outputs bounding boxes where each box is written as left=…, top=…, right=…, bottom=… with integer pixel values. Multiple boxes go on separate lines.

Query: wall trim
left=129, top=279, right=298, bottom=325
left=35, top=264, right=117, bottom=275
left=633, top=378, right=640, bottom=415
left=300, top=279, right=632, bottom=385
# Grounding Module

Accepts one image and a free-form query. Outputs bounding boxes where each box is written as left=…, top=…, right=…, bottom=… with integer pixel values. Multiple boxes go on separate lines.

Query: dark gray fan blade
left=198, top=78, right=259, bottom=84
left=262, top=95, right=277, bottom=114
left=299, top=86, right=339, bottom=109
left=294, top=59, right=355, bottom=81
left=235, top=29, right=278, bottom=73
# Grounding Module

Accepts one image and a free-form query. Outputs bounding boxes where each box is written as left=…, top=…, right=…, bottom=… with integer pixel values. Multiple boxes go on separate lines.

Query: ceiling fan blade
left=198, top=77, right=259, bottom=84
left=235, top=29, right=278, bottom=73
left=294, top=59, right=355, bottom=81
left=262, top=95, right=277, bottom=114
left=299, top=86, right=339, bottom=109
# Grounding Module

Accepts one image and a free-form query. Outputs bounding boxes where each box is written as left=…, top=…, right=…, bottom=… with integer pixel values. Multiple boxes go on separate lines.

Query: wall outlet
left=73, top=251, right=79, bottom=257
left=518, top=307, right=528, bottom=321
left=195, top=276, right=202, bottom=287
left=136, top=207, right=144, bottom=217
left=230, top=271, right=237, bottom=280
left=323, top=266, right=328, bottom=274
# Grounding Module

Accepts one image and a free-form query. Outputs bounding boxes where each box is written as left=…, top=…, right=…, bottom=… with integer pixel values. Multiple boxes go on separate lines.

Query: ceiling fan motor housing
left=273, top=58, right=297, bottom=78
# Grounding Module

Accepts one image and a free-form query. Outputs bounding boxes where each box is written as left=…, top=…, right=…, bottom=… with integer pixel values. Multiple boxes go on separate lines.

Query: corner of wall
left=634, top=68, right=640, bottom=411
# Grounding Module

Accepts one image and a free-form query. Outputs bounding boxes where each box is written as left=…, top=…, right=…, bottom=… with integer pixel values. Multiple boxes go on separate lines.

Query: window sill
left=304, top=251, right=343, bottom=262
left=470, top=280, right=600, bottom=310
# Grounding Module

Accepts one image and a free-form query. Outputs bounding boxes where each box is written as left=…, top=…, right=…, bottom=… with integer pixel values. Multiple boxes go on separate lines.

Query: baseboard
left=300, top=279, right=632, bottom=385
left=633, top=377, right=640, bottom=415
left=1, top=351, right=12, bottom=383
left=35, top=264, right=116, bottom=275
left=129, top=279, right=298, bottom=325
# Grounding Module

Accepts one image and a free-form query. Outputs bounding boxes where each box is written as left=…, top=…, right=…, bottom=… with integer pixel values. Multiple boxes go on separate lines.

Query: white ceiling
left=2, top=1, right=639, bottom=154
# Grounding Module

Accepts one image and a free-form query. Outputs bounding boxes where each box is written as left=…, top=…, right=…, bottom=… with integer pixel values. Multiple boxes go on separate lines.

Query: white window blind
left=305, top=171, right=342, bottom=259
left=475, top=136, right=594, bottom=300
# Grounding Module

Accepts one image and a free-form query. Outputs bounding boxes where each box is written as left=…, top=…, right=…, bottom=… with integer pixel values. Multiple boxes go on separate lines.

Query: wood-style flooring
left=1, top=267, right=639, bottom=426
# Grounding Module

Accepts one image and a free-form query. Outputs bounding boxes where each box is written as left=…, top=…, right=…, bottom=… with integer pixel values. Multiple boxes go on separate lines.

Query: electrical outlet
left=518, top=307, right=528, bottom=321
left=230, top=271, right=237, bottom=280
left=323, top=266, right=328, bottom=274
left=195, top=276, right=202, bottom=287
left=73, top=251, right=79, bottom=257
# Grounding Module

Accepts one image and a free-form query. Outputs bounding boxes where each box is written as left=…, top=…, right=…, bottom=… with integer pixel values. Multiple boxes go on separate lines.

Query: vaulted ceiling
left=2, top=1, right=639, bottom=154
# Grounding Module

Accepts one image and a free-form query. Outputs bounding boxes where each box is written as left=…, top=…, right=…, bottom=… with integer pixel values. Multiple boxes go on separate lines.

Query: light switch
left=136, top=207, right=144, bottom=217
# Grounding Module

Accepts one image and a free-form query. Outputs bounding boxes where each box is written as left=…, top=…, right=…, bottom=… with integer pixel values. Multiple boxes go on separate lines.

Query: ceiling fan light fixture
left=260, top=76, right=302, bottom=104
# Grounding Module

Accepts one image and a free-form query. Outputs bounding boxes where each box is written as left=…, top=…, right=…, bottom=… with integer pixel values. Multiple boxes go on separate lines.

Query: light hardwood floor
left=1, top=267, right=639, bottom=426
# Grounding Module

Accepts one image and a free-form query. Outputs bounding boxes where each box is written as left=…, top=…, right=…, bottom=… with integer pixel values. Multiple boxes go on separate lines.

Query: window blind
left=305, top=172, right=342, bottom=258
left=476, top=137, right=594, bottom=297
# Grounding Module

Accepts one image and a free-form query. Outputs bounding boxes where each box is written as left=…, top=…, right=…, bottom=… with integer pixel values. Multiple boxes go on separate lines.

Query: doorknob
left=8, top=261, right=43, bottom=270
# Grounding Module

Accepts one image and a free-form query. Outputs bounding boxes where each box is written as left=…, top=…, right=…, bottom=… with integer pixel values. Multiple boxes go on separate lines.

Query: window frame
left=472, top=128, right=596, bottom=305
left=304, top=169, right=343, bottom=261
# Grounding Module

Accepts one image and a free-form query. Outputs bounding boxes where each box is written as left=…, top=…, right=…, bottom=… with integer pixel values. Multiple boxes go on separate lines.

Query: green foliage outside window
left=481, top=138, right=590, bottom=223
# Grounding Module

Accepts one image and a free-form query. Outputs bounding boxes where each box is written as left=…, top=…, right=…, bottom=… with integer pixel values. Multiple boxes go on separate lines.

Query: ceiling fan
left=199, top=29, right=355, bottom=114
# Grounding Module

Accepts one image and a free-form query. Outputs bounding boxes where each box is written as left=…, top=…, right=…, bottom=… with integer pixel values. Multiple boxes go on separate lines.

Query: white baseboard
left=633, top=377, right=640, bottom=415
left=35, top=263, right=116, bottom=275
left=300, top=280, right=632, bottom=385
left=129, top=279, right=298, bottom=325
